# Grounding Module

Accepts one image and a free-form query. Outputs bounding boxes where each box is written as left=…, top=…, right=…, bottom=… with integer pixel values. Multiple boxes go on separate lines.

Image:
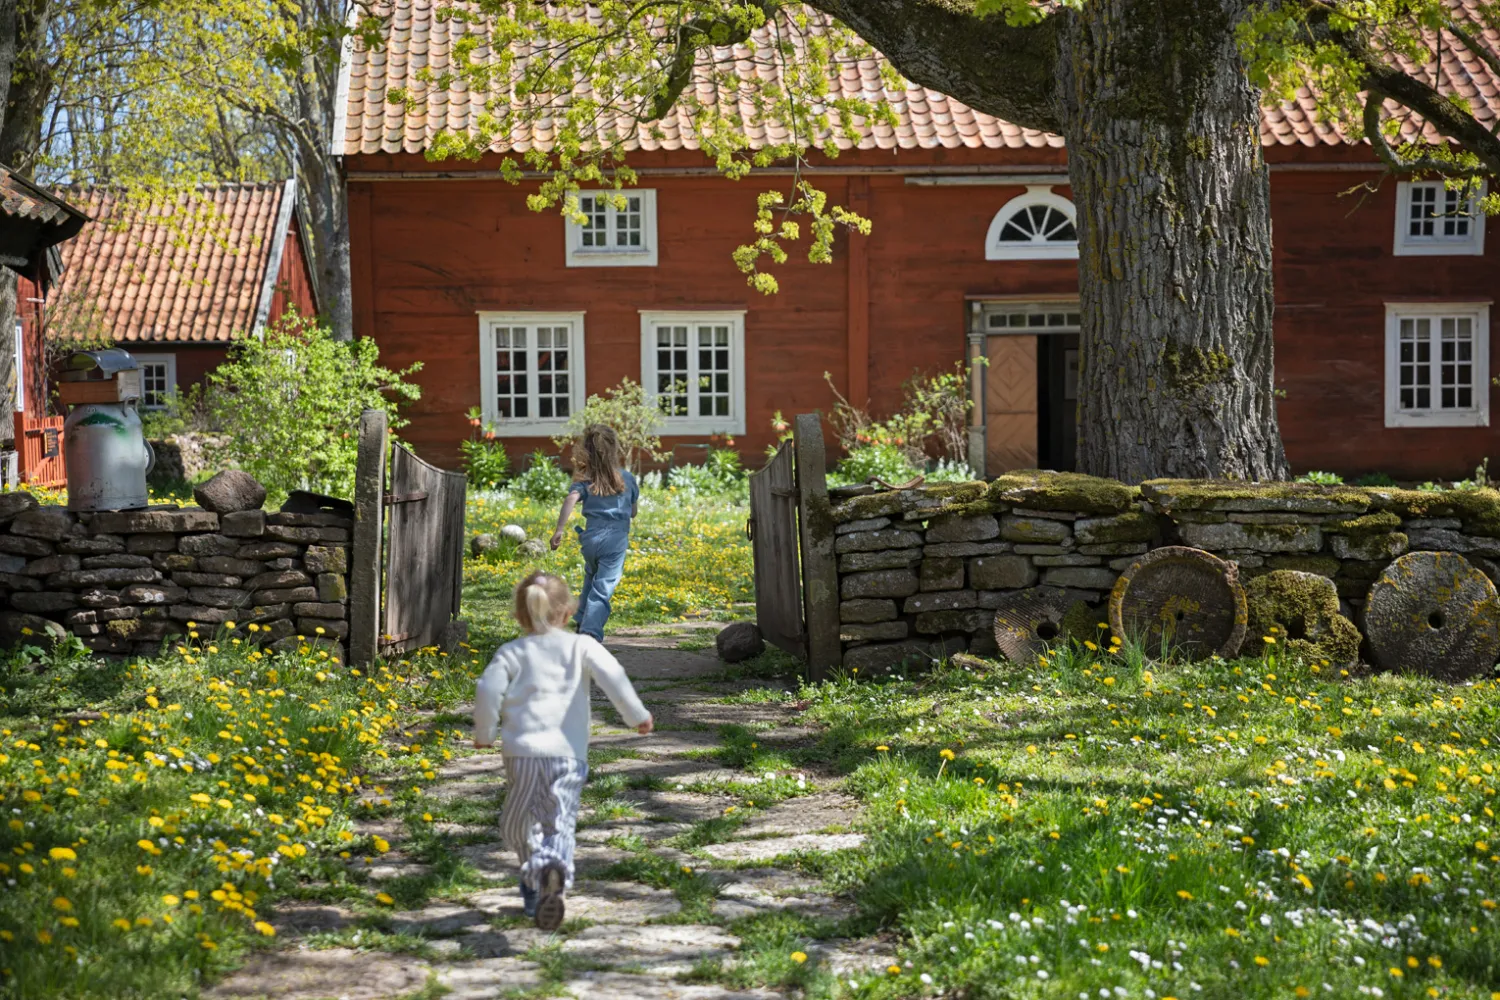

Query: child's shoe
left=534, top=861, right=567, bottom=931
left=520, top=881, right=537, bottom=918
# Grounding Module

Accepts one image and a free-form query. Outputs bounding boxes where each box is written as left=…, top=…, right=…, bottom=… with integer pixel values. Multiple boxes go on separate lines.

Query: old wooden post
left=795, top=413, right=840, bottom=678
left=349, top=408, right=387, bottom=665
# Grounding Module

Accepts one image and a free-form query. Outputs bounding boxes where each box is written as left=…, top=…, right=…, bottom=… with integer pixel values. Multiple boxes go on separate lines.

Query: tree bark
left=1055, top=0, right=1287, bottom=481
left=299, top=151, right=353, bottom=341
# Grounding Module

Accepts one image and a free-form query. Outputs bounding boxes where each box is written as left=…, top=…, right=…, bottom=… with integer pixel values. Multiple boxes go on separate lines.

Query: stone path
left=209, top=625, right=894, bottom=999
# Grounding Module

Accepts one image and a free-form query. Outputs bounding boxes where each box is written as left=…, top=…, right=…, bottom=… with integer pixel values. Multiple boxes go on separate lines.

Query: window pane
left=694, top=324, right=733, bottom=420
left=579, top=195, right=605, bottom=248
left=654, top=325, right=689, bottom=416
left=495, top=325, right=528, bottom=422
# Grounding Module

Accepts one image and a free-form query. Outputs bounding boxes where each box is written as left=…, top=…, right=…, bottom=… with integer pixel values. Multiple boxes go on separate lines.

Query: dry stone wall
left=0, top=494, right=351, bottom=660
left=826, top=472, right=1500, bottom=672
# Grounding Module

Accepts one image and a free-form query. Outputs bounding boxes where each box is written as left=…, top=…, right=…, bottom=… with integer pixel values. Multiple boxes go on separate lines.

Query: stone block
left=840, top=599, right=897, bottom=624
left=840, top=569, right=918, bottom=600
left=166, top=604, right=236, bottom=624
left=265, top=557, right=299, bottom=571
left=0, top=535, right=55, bottom=557
left=834, top=517, right=891, bottom=535
left=296, top=617, right=350, bottom=638
left=1140, top=481, right=1368, bottom=514
left=842, top=637, right=966, bottom=673
left=1109, top=557, right=1142, bottom=571
left=268, top=511, right=352, bottom=528
left=1228, top=512, right=1317, bottom=524
left=58, top=535, right=124, bottom=555
left=293, top=601, right=346, bottom=618
left=255, top=586, right=318, bottom=606
left=715, top=621, right=764, bottom=662
left=914, top=609, right=991, bottom=634
left=1403, top=518, right=1462, bottom=530
left=11, top=591, right=79, bottom=613
left=1077, top=542, right=1149, bottom=556
left=1074, top=511, right=1158, bottom=545
left=303, top=546, right=349, bottom=575
left=48, top=567, right=157, bottom=588
left=922, top=541, right=1013, bottom=558
left=178, top=534, right=243, bottom=557
left=839, top=549, right=920, bottom=572
left=256, top=618, right=296, bottom=643
left=189, top=587, right=253, bottom=609
left=78, top=588, right=121, bottom=608
left=0, top=571, right=41, bottom=592
left=130, top=620, right=182, bottom=642
left=10, top=508, right=77, bottom=541
left=1013, top=544, right=1072, bottom=555
left=99, top=605, right=143, bottom=622
left=80, top=634, right=133, bottom=653
left=92, top=509, right=219, bottom=534
left=121, top=583, right=188, bottom=606
left=237, top=541, right=302, bottom=561
left=1032, top=554, right=1102, bottom=567
left=840, top=621, right=909, bottom=642
left=1042, top=567, right=1118, bottom=591
left=0, top=491, right=39, bottom=523
left=834, top=528, right=924, bottom=554
left=220, top=510, right=267, bottom=538
left=1266, top=554, right=1341, bottom=577
left=248, top=603, right=289, bottom=621
left=152, top=552, right=197, bottom=572
left=265, top=524, right=349, bottom=544
left=198, top=556, right=264, bottom=577
left=1329, top=532, right=1408, bottom=561
left=62, top=609, right=97, bottom=627
left=919, top=557, right=964, bottom=592
left=246, top=570, right=312, bottom=591
left=80, top=554, right=153, bottom=570
left=173, top=572, right=245, bottom=588
left=194, top=470, right=267, bottom=514
left=22, top=554, right=81, bottom=576
left=127, top=533, right=179, bottom=554
left=902, top=590, right=977, bottom=614
left=317, top=574, right=348, bottom=602
left=1178, top=521, right=1322, bottom=554
left=1000, top=515, right=1071, bottom=544
left=924, top=515, right=1000, bottom=543
left=1405, top=528, right=1500, bottom=556
left=969, top=554, right=1037, bottom=590
left=0, top=553, right=26, bottom=574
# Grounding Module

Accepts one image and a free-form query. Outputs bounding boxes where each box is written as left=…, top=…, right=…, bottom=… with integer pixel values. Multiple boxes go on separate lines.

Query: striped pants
left=500, top=756, right=588, bottom=891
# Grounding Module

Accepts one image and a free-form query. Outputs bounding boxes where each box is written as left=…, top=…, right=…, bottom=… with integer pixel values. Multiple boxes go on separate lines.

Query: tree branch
left=646, top=1, right=772, bottom=122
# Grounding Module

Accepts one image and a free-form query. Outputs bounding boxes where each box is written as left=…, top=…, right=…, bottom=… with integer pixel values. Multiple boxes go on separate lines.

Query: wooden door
left=985, top=335, right=1038, bottom=474
left=382, top=443, right=467, bottom=655
left=747, top=442, right=805, bottom=657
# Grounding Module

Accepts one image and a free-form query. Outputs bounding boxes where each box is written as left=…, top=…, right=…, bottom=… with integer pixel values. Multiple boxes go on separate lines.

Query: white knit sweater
left=473, top=630, right=651, bottom=761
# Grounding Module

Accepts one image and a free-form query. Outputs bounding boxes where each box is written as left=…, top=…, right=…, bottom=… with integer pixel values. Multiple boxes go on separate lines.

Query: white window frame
left=13, top=320, right=23, bottom=413
left=564, top=189, right=659, bottom=267
left=1384, top=302, right=1490, bottom=428
left=132, top=353, right=178, bottom=410
left=477, top=312, right=588, bottom=435
left=985, top=186, right=1079, bottom=261
left=1393, top=180, right=1486, bottom=256
left=638, top=310, right=747, bottom=435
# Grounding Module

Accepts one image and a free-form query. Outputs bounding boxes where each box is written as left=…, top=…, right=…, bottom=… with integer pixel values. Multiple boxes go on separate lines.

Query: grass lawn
left=1, top=484, right=1497, bottom=999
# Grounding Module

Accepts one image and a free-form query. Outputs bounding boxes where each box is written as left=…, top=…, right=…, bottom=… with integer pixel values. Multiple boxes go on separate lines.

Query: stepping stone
left=573, top=842, right=638, bottom=875
left=432, top=822, right=492, bottom=838
left=363, top=859, right=432, bottom=882
left=563, top=880, right=682, bottom=923
left=206, top=948, right=431, bottom=999
left=387, top=902, right=489, bottom=935
left=701, top=833, right=866, bottom=862
left=592, top=757, right=744, bottom=786
left=620, top=789, right=738, bottom=823
left=453, top=924, right=553, bottom=959
left=267, top=901, right=358, bottom=937
left=606, top=645, right=724, bottom=680
left=810, top=938, right=900, bottom=977
left=709, top=866, right=855, bottom=923
left=434, top=958, right=545, bottom=998
left=562, top=971, right=780, bottom=999
left=590, top=729, right=721, bottom=755
left=427, top=782, right=505, bottom=803
left=454, top=842, right=515, bottom=882
left=733, top=792, right=860, bottom=838
left=576, top=820, right=690, bottom=844
left=561, top=923, right=740, bottom=976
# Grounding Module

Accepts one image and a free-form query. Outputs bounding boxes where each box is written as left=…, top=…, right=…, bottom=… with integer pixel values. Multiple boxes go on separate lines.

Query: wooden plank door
left=986, top=334, right=1038, bottom=474
left=382, top=443, right=467, bottom=655
left=748, top=442, right=806, bottom=657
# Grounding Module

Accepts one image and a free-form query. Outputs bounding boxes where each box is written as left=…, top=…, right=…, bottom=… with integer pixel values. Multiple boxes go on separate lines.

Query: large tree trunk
left=1057, top=0, right=1288, bottom=481
left=298, top=148, right=353, bottom=341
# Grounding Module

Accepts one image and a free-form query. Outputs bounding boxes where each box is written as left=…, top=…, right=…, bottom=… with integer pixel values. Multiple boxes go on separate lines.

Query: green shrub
left=206, top=312, right=421, bottom=501
left=460, top=437, right=510, bottom=490
left=511, top=451, right=571, bottom=502
left=1353, top=472, right=1397, bottom=487
left=831, top=443, right=921, bottom=487
left=554, top=378, right=666, bottom=475
left=1295, top=470, right=1344, bottom=485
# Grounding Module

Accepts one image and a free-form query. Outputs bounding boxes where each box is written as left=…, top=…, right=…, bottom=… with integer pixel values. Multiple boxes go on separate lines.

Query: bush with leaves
left=829, top=443, right=923, bottom=488
left=207, top=312, right=421, bottom=501
left=460, top=407, right=511, bottom=489
left=554, top=378, right=666, bottom=475
left=511, top=451, right=571, bottom=502
left=823, top=361, right=978, bottom=466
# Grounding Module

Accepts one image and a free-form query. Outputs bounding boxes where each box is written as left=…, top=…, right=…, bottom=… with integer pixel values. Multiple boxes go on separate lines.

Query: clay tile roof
left=341, top=0, right=1500, bottom=159
left=51, top=181, right=299, bottom=344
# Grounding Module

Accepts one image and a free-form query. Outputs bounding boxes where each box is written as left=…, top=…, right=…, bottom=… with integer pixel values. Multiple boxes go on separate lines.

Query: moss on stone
left=1244, top=570, right=1362, bottom=665
left=988, top=470, right=1137, bottom=515
left=830, top=482, right=991, bottom=524
left=1266, top=555, right=1341, bottom=577
left=1060, top=600, right=1109, bottom=643
left=804, top=492, right=836, bottom=545
left=1078, top=510, right=1159, bottom=544
left=1364, top=486, right=1500, bottom=522
left=1325, top=511, right=1402, bottom=539
left=1141, top=479, right=1372, bottom=512
left=1239, top=522, right=1309, bottom=543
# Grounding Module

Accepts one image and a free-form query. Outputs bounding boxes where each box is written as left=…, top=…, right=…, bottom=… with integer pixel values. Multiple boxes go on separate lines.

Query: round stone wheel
left=1365, top=550, right=1500, bottom=680
left=1108, top=546, right=1247, bottom=661
left=991, top=586, right=1077, bottom=663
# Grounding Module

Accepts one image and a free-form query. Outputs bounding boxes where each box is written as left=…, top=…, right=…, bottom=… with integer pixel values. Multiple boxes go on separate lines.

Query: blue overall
left=570, top=471, right=638, bottom=640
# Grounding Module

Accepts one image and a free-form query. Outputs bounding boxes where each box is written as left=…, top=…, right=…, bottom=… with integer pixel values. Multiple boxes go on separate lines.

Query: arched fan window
left=986, top=186, right=1080, bottom=261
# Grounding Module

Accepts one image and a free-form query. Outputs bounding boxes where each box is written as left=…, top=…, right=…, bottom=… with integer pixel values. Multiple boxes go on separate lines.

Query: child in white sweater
left=473, top=570, right=653, bottom=930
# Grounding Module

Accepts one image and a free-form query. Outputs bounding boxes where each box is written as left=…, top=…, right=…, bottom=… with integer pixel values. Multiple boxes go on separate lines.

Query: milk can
left=59, top=349, right=154, bottom=511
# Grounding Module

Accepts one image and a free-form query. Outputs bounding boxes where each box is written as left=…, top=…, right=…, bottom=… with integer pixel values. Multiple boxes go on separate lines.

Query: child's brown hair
left=514, top=570, right=575, bottom=634
left=572, top=424, right=626, bottom=496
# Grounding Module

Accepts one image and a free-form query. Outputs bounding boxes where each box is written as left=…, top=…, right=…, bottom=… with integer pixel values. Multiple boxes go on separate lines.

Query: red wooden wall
left=266, top=216, right=319, bottom=330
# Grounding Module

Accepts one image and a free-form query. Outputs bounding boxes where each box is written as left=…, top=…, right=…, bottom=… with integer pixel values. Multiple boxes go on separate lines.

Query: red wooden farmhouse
left=336, top=1, right=1500, bottom=481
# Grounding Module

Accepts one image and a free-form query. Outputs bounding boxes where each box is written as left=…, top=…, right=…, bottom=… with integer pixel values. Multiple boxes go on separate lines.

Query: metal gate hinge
left=384, top=491, right=429, bottom=505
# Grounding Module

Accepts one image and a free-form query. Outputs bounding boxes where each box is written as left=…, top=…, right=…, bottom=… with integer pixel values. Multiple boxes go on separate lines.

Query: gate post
left=349, top=408, right=387, bottom=666
left=794, top=413, right=841, bottom=679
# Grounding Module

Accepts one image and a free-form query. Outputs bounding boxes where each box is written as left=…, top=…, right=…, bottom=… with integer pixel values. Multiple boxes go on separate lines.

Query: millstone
left=1244, top=570, right=1362, bottom=666
left=1364, top=550, right=1500, bottom=680
left=1108, top=546, right=1247, bottom=660
left=990, top=586, right=1076, bottom=663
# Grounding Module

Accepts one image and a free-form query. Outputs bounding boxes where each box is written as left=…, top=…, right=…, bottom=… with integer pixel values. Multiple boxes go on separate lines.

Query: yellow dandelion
left=791, top=951, right=807, bottom=964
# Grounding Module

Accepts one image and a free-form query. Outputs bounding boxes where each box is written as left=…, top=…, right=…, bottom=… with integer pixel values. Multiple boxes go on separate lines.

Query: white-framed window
left=639, top=310, right=746, bottom=435
left=477, top=312, right=587, bottom=435
left=1384, top=303, right=1490, bottom=428
left=13, top=321, right=24, bottom=413
left=981, top=303, right=1081, bottom=334
left=564, top=189, right=658, bottom=267
left=132, top=353, right=177, bottom=409
left=1394, top=181, right=1486, bottom=256
left=985, top=186, right=1079, bottom=261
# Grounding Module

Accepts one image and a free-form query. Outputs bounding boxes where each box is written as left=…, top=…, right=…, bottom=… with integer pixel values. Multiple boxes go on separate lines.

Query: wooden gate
left=381, top=442, right=466, bottom=655
left=747, top=441, right=805, bottom=657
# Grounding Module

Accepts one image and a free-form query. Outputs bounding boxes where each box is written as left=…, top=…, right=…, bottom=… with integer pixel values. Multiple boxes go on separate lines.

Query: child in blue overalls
left=549, top=424, right=639, bottom=639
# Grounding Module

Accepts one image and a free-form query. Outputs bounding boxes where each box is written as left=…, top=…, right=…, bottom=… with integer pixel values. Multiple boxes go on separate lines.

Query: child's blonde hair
left=572, top=424, right=626, bottom=496
left=514, top=570, right=575, bottom=634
